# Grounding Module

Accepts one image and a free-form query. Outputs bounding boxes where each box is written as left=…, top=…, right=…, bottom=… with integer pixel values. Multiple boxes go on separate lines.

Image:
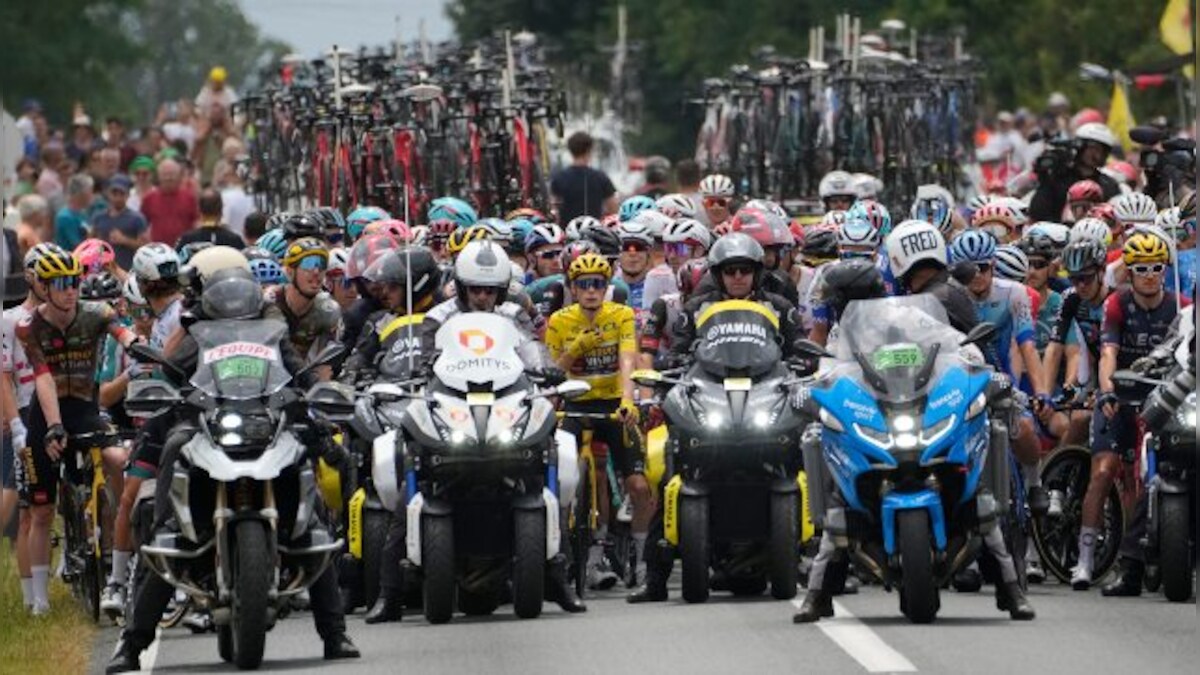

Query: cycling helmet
left=663, top=218, right=713, bottom=251
left=601, top=213, right=622, bottom=229
left=966, top=193, right=995, bottom=215
left=971, top=201, right=1026, bottom=235
left=911, top=193, right=954, bottom=236
left=820, top=210, right=847, bottom=228
left=1069, top=217, right=1113, bottom=247
left=838, top=216, right=881, bottom=256
left=789, top=220, right=807, bottom=247
left=743, top=199, right=788, bottom=221
left=1110, top=192, right=1158, bottom=226
left=852, top=173, right=882, bottom=199
left=346, top=233, right=400, bottom=280
left=202, top=267, right=263, bottom=320
left=619, top=195, right=657, bottom=222
left=993, top=245, right=1030, bottom=282
left=801, top=227, right=839, bottom=262
left=948, top=229, right=997, bottom=264
left=132, top=243, right=181, bottom=281
left=699, top=174, right=735, bottom=199
left=373, top=219, right=411, bottom=243
left=1061, top=240, right=1107, bottom=274
left=504, top=207, right=546, bottom=224
left=656, top=193, right=698, bottom=220
left=560, top=240, right=600, bottom=270
left=631, top=208, right=674, bottom=241
left=282, top=237, right=329, bottom=268
left=707, top=232, right=764, bottom=293
left=426, top=218, right=458, bottom=240
left=616, top=220, right=655, bottom=248
left=447, top=226, right=488, bottom=256
left=821, top=258, right=887, bottom=317
left=250, top=258, right=286, bottom=285
left=884, top=220, right=947, bottom=279
left=74, top=239, right=115, bottom=275
left=818, top=170, right=856, bottom=200
left=177, top=241, right=213, bottom=266
left=429, top=197, right=478, bottom=228
left=1087, top=202, right=1119, bottom=229
left=1122, top=231, right=1170, bottom=265
left=309, top=206, right=346, bottom=236
left=507, top=218, right=534, bottom=250
left=282, top=212, right=324, bottom=241
left=567, top=252, right=613, bottom=281
left=676, top=258, right=708, bottom=296
left=454, top=240, right=512, bottom=302
left=189, top=246, right=250, bottom=285
left=581, top=224, right=621, bottom=257
left=346, top=205, right=390, bottom=241
left=846, top=199, right=892, bottom=237
left=256, top=228, right=289, bottom=260
left=243, top=247, right=273, bottom=262
left=475, top=218, right=513, bottom=246
left=1024, top=222, right=1070, bottom=251
left=122, top=276, right=146, bottom=306
left=1154, top=207, right=1187, bottom=242
left=917, top=183, right=957, bottom=208
left=1019, top=229, right=1064, bottom=261
left=265, top=211, right=294, bottom=232
left=364, top=246, right=440, bottom=305
left=524, top=222, right=567, bottom=252
left=327, top=247, right=350, bottom=277
left=566, top=216, right=602, bottom=241
left=730, top=208, right=776, bottom=248
left=80, top=272, right=121, bottom=300
left=1074, top=122, right=1117, bottom=150
left=1067, top=179, right=1104, bottom=203
left=23, top=242, right=67, bottom=272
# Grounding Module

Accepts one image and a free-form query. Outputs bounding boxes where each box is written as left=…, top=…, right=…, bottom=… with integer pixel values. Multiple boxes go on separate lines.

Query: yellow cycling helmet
left=1122, top=231, right=1170, bottom=265
left=34, top=249, right=83, bottom=280
left=568, top=252, right=613, bottom=281
left=447, top=226, right=488, bottom=256
left=282, top=237, right=330, bottom=268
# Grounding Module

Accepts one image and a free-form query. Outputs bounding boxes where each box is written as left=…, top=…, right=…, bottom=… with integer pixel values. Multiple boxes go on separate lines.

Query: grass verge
left=0, top=537, right=96, bottom=675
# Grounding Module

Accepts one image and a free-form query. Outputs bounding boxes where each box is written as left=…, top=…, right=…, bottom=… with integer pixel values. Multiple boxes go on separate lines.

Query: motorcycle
left=369, top=312, right=588, bottom=623
left=798, top=296, right=1002, bottom=624
left=634, top=299, right=808, bottom=603
left=125, top=319, right=352, bottom=669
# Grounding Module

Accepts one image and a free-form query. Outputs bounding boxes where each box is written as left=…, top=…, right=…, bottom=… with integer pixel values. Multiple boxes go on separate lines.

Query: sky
left=236, top=0, right=453, bottom=58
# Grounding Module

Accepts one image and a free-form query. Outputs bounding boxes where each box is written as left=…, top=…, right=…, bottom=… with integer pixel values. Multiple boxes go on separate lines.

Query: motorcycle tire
left=512, top=507, right=546, bottom=619
left=769, top=492, right=799, bottom=600
left=422, top=514, right=456, bottom=624
left=218, top=624, right=234, bottom=663
left=898, top=510, right=939, bottom=624
left=232, top=520, right=272, bottom=670
left=1159, top=493, right=1194, bottom=602
left=679, top=496, right=710, bottom=604
left=361, top=509, right=390, bottom=611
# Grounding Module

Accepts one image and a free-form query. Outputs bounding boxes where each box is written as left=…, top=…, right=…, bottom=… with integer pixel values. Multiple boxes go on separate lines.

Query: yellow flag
left=1107, top=82, right=1136, bottom=154
left=1159, top=0, right=1194, bottom=55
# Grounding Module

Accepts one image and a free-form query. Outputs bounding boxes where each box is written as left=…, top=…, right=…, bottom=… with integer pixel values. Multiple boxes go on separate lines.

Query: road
left=91, top=574, right=1197, bottom=674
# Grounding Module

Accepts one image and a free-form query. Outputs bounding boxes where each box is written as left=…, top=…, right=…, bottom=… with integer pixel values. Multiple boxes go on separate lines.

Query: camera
left=1034, top=138, right=1075, bottom=178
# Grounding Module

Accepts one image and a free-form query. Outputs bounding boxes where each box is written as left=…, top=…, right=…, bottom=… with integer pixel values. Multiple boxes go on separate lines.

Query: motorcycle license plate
left=466, top=392, right=496, bottom=406
left=723, top=378, right=752, bottom=392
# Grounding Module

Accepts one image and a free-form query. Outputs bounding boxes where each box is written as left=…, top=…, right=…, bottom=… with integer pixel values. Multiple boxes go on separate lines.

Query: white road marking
left=138, top=626, right=162, bottom=673
left=792, top=595, right=917, bottom=673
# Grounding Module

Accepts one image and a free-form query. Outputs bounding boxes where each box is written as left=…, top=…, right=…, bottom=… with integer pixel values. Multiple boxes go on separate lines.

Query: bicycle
left=56, top=429, right=118, bottom=623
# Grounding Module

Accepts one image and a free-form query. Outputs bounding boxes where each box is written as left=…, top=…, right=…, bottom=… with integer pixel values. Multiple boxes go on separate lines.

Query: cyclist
left=264, top=238, right=342, bottom=369
left=636, top=209, right=683, bottom=309
left=1066, top=180, right=1104, bottom=223
left=346, top=205, right=390, bottom=244
left=522, top=223, right=568, bottom=291
left=795, top=226, right=840, bottom=336
left=16, top=248, right=140, bottom=616
left=616, top=220, right=657, bottom=320
left=698, top=173, right=736, bottom=227
left=326, top=247, right=357, bottom=311
left=639, top=258, right=708, bottom=370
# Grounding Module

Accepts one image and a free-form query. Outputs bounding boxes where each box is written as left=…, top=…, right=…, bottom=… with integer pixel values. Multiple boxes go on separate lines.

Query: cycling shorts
left=1089, top=404, right=1139, bottom=463
left=560, top=399, right=644, bottom=478
left=19, top=398, right=113, bottom=506
left=126, top=413, right=174, bottom=480
left=2, top=432, right=14, bottom=491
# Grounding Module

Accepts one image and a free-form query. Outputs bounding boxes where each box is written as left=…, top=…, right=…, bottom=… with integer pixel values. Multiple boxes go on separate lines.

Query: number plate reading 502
left=872, top=344, right=924, bottom=370
left=214, top=356, right=268, bottom=381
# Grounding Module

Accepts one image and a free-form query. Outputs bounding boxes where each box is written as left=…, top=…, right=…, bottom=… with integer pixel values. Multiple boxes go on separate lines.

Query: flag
left=1107, top=82, right=1136, bottom=154
left=1159, top=0, right=1194, bottom=77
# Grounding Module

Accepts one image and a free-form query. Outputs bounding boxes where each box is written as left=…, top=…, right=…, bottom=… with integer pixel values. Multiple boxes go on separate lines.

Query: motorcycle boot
left=546, top=553, right=587, bottom=613
left=324, top=633, right=361, bottom=660
left=1101, top=558, right=1145, bottom=597
left=104, top=638, right=142, bottom=674
left=364, top=591, right=404, bottom=624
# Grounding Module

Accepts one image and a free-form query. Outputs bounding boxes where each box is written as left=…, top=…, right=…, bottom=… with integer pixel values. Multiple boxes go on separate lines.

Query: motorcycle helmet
left=454, top=240, right=512, bottom=303
left=202, top=267, right=264, bottom=320
left=707, top=232, right=764, bottom=294
left=884, top=219, right=947, bottom=280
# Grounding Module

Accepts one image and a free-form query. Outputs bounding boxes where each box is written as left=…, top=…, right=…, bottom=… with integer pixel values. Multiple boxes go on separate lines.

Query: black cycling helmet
left=283, top=212, right=324, bottom=241
left=201, top=267, right=264, bottom=320
left=242, top=246, right=274, bottom=262
left=308, top=206, right=346, bottom=234
left=820, top=258, right=886, bottom=319
left=707, top=232, right=764, bottom=295
left=1018, top=232, right=1061, bottom=261
left=80, top=272, right=122, bottom=301
left=1061, top=240, right=1107, bottom=275
left=801, top=228, right=839, bottom=261
left=363, top=246, right=440, bottom=309
left=581, top=224, right=621, bottom=257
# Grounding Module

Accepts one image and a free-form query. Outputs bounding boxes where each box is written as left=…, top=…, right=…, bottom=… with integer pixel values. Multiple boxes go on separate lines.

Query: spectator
left=160, top=100, right=197, bottom=153
left=550, top=131, right=617, bottom=223
left=216, top=165, right=253, bottom=237
left=127, top=156, right=156, bottom=212
left=192, top=102, right=235, bottom=186
left=92, top=147, right=122, bottom=189
left=92, top=175, right=149, bottom=269
left=35, top=143, right=66, bottom=207
left=675, top=158, right=705, bottom=225
left=66, top=116, right=101, bottom=166
left=637, top=156, right=672, bottom=199
left=176, top=188, right=244, bottom=250
left=1028, top=123, right=1121, bottom=222
left=133, top=126, right=165, bottom=160
left=139, top=158, right=198, bottom=246
left=103, top=116, right=137, bottom=170
left=54, top=174, right=95, bottom=250
left=13, top=157, right=39, bottom=198
left=195, top=66, right=239, bottom=112
left=243, top=211, right=268, bottom=246
left=16, top=99, right=42, bottom=159
left=15, top=194, right=51, bottom=254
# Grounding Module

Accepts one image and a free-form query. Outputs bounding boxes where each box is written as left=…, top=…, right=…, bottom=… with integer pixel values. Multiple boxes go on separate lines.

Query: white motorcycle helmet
left=454, top=240, right=513, bottom=304
left=884, top=219, right=948, bottom=280
left=1074, top=122, right=1118, bottom=150
left=818, top=170, right=856, bottom=200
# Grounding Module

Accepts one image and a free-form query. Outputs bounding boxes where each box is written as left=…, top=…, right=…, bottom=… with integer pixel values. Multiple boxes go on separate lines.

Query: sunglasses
left=703, top=197, right=729, bottom=207
left=325, top=231, right=344, bottom=244
left=664, top=242, right=695, bottom=258
left=721, top=264, right=755, bottom=278
left=1028, top=258, right=1052, bottom=270
left=572, top=277, right=608, bottom=292
left=537, top=248, right=564, bottom=260
left=974, top=262, right=994, bottom=274
left=622, top=242, right=650, bottom=254
left=49, top=276, right=82, bottom=291
left=297, top=256, right=328, bottom=271
left=466, top=285, right=499, bottom=296
left=1069, top=270, right=1098, bottom=285
left=1130, top=262, right=1166, bottom=276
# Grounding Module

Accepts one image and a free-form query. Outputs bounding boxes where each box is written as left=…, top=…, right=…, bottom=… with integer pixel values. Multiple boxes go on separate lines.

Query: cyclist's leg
left=1078, top=405, right=1129, bottom=574
left=561, top=411, right=614, bottom=589
left=598, top=415, right=651, bottom=581
left=22, top=402, right=59, bottom=612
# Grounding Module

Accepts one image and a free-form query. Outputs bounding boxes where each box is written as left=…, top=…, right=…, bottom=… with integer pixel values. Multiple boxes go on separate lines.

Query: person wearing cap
left=126, top=156, right=156, bottom=212
left=92, top=175, right=149, bottom=270
left=195, top=65, right=238, bottom=113
left=66, top=115, right=101, bottom=166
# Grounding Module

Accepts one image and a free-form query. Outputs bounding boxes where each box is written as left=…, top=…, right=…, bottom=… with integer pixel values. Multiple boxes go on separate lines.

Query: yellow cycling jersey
left=546, top=301, right=636, bottom=401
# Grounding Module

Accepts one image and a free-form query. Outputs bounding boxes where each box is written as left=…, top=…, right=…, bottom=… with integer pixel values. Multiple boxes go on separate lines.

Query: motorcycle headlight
left=1175, top=392, right=1196, bottom=429
left=705, top=412, right=726, bottom=430
left=966, top=393, right=987, bottom=420
left=853, top=423, right=892, bottom=450
left=219, top=432, right=244, bottom=446
left=819, top=408, right=844, bottom=432
left=218, top=412, right=243, bottom=430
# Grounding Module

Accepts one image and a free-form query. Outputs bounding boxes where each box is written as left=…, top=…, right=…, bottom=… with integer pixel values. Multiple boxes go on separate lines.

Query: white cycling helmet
left=616, top=220, right=655, bottom=248
left=884, top=219, right=947, bottom=279
left=838, top=216, right=881, bottom=254
left=566, top=215, right=602, bottom=241
left=122, top=276, right=147, bottom=306
left=853, top=173, right=882, bottom=199
left=631, top=209, right=674, bottom=240
left=328, top=247, right=350, bottom=276
left=699, top=174, right=735, bottom=199
left=1154, top=207, right=1185, bottom=240
left=656, top=193, right=698, bottom=220
left=1110, top=192, right=1158, bottom=226
left=409, top=225, right=429, bottom=247
left=915, top=183, right=957, bottom=209
left=821, top=209, right=847, bottom=228
left=132, top=243, right=181, bottom=281
left=994, top=244, right=1030, bottom=282
left=818, top=170, right=856, bottom=200
left=967, top=193, right=995, bottom=214
left=1074, top=122, right=1117, bottom=149
left=1069, top=217, right=1114, bottom=247
left=454, top=240, right=512, bottom=288
left=1024, top=222, right=1070, bottom=249
left=662, top=218, right=713, bottom=251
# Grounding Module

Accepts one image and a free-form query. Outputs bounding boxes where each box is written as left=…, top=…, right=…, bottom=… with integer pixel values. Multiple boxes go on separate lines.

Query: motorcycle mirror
left=1110, top=369, right=1166, bottom=390
left=368, top=382, right=415, bottom=402
left=306, top=381, right=357, bottom=422
left=555, top=380, right=591, bottom=400
left=297, top=343, right=347, bottom=381
left=960, top=322, right=998, bottom=347
left=128, top=343, right=188, bottom=382
left=125, top=380, right=183, bottom=418
left=795, top=339, right=834, bottom=360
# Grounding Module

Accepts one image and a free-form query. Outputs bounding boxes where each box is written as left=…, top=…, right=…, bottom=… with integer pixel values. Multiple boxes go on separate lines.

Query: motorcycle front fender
left=182, top=431, right=306, bottom=482
left=880, top=489, right=947, bottom=556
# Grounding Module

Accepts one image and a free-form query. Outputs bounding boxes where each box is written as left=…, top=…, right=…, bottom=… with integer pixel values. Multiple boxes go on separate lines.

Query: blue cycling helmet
left=346, top=206, right=390, bottom=242
left=847, top=199, right=893, bottom=238
left=949, top=229, right=998, bottom=264
left=619, top=195, right=657, bottom=222
left=256, top=228, right=289, bottom=261
left=249, top=258, right=285, bottom=286
left=476, top=217, right=513, bottom=245
left=428, top=197, right=477, bottom=229
left=910, top=195, right=954, bottom=236
left=507, top=218, right=534, bottom=253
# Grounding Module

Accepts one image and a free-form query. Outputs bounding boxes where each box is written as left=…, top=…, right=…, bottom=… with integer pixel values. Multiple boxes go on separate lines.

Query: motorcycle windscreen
left=432, top=312, right=525, bottom=391
left=190, top=319, right=292, bottom=399
left=693, top=300, right=782, bottom=379
left=834, top=296, right=966, bottom=403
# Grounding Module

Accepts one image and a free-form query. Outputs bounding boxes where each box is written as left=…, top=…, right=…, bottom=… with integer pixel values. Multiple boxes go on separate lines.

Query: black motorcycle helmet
left=201, top=267, right=264, bottom=320
left=706, top=232, right=764, bottom=296
left=80, top=272, right=122, bottom=301
left=282, top=212, right=324, bottom=242
left=820, top=258, right=886, bottom=319
left=363, top=246, right=440, bottom=310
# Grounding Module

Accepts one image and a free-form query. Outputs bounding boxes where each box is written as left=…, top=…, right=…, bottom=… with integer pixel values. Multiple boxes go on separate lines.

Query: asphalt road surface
left=91, top=574, right=1197, bottom=674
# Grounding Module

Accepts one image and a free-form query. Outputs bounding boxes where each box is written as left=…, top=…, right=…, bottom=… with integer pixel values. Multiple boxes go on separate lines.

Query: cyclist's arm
left=1012, top=291, right=1048, bottom=396
left=618, top=309, right=637, bottom=403
left=544, top=313, right=575, bottom=372
left=16, top=322, right=62, bottom=428
left=101, top=303, right=138, bottom=350
left=0, top=371, right=15, bottom=434
left=1098, top=294, right=1122, bottom=395
left=1098, top=344, right=1118, bottom=394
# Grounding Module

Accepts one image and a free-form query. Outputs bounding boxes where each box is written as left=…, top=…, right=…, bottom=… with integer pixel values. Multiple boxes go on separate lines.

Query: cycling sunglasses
left=572, top=277, right=608, bottom=292
left=721, top=264, right=756, bottom=278
left=1028, top=258, right=1052, bottom=270
left=1130, top=262, right=1166, bottom=276
left=663, top=242, right=696, bottom=258
left=48, top=276, right=82, bottom=291
left=325, top=231, right=344, bottom=245
left=622, top=241, right=650, bottom=253
left=703, top=196, right=729, bottom=207
left=297, top=256, right=328, bottom=272
left=1068, top=270, right=1099, bottom=285
left=974, top=262, right=994, bottom=274
left=537, top=248, right=564, bottom=260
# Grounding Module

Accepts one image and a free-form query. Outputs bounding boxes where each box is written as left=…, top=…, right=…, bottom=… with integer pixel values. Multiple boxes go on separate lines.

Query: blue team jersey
left=972, top=278, right=1035, bottom=378
left=876, top=251, right=902, bottom=297
left=1169, top=248, right=1196, bottom=300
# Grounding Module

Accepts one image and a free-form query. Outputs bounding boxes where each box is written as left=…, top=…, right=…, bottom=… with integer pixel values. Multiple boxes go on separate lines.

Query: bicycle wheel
left=78, top=485, right=101, bottom=622
left=1032, top=446, right=1124, bottom=584
left=570, top=456, right=593, bottom=598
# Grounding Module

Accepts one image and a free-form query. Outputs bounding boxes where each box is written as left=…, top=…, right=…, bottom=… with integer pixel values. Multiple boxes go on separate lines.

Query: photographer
left=1130, top=125, right=1196, bottom=209
left=1028, top=123, right=1121, bottom=222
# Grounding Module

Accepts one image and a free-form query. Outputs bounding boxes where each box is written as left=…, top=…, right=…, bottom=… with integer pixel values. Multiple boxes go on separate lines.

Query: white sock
left=20, top=577, right=33, bottom=608
left=1077, top=526, right=1098, bottom=571
left=1023, top=463, right=1041, bottom=488
left=632, top=532, right=648, bottom=555
left=31, top=565, right=50, bottom=608
left=111, top=550, right=132, bottom=586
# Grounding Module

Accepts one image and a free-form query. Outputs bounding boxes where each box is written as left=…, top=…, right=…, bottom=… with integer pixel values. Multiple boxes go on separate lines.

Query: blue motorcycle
left=799, top=296, right=1004, bottom=623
